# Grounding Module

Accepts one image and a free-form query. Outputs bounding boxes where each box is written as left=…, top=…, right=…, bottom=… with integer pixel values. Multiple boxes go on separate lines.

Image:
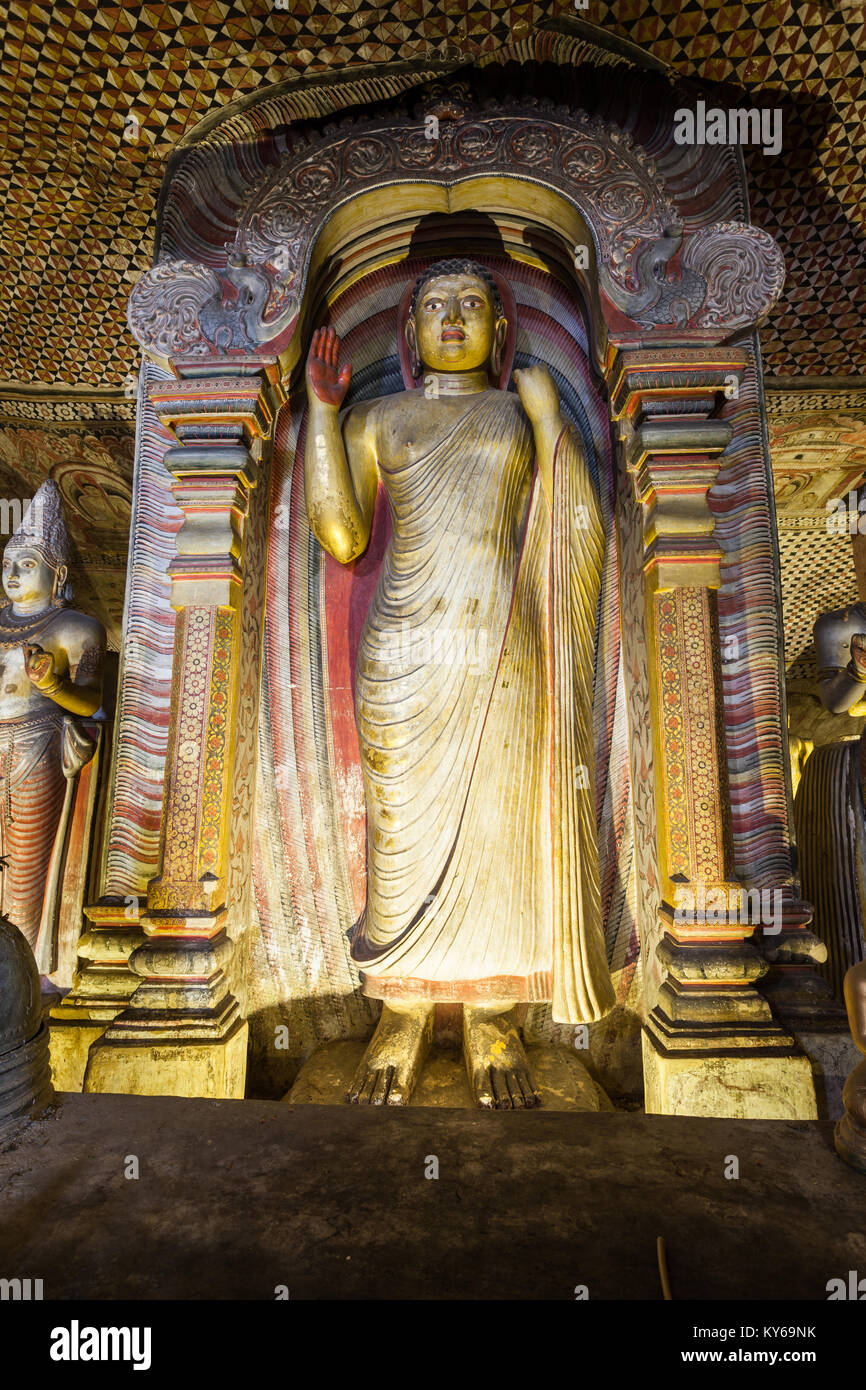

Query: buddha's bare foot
left=463, top=1002, right=540, bottom=1109
left=346, top=1001, right=435, bottom=1105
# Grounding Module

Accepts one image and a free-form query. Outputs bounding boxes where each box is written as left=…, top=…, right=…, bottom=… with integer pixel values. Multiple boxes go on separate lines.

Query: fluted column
left=609, top=349, right=817, bottom=1118
left=85, top=370, right=278, bottom=1098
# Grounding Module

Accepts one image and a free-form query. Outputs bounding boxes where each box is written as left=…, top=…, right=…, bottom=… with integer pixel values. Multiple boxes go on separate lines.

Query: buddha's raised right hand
left=306, top=326, right=352, bottom=408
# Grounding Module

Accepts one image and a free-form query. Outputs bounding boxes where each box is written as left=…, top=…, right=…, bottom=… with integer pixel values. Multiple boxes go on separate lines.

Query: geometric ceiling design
left=1, top=0, right=864, bottom=388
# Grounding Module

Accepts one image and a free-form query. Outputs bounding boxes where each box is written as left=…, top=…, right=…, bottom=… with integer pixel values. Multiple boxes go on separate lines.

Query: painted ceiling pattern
left=1, top=0, right=864, bottom=388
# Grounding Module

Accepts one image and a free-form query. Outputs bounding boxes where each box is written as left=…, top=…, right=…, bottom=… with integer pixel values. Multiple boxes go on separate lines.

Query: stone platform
left=1, top=1092, right=864, bottom=1300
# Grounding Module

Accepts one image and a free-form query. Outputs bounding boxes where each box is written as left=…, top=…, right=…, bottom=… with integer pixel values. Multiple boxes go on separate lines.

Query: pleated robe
left=0, top=708, right=66, bottom=950
left=350, top=388, right=614, bottom=1024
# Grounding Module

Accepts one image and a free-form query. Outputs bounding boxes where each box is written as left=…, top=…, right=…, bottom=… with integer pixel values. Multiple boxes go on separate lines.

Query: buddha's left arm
left=513, top=364, right=566, bottom=511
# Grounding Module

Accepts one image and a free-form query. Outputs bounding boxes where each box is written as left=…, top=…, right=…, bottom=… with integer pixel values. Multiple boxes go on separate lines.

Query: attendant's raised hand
left=306, top=326, right=352, bottom=408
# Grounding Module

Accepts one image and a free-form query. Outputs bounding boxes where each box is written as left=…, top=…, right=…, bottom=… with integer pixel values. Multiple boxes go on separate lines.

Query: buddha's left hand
left=514, top=364, right=560, bottom=424
left=24, top=644, right=61, bottom=694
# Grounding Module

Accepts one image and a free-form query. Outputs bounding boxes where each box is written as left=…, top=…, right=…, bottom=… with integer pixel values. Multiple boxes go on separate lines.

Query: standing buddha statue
left=305, top=259, right=615, bottom=1107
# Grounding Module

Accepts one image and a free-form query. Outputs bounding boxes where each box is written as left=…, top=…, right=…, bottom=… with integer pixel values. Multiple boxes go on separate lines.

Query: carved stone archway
left=130, top=98, right=784, bottom=370
left=59, top=89, right=821, bottom=1118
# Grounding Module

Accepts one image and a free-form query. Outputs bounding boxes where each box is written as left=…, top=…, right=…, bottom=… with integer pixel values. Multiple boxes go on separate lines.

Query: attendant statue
left=305, top=258, right=614, bottom=1107
left=792, top=601, right=866, bottom=1001
left=814, top=601, right=866, bottom=717
left=0, top=479, right=105, bottom=977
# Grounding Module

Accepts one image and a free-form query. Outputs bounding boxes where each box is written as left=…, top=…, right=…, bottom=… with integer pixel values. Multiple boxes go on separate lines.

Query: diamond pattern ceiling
left=1, top=0, right=863, bottom=388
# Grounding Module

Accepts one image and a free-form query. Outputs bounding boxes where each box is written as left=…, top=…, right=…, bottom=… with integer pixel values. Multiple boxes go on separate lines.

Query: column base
left=47, top=913, right=141, bottom=1091
left=83, top=1018, right=248, bottom=1099
left=48, top=1016, right=116, bottom=1093
left=642, top=1027, right=818, bottom=1119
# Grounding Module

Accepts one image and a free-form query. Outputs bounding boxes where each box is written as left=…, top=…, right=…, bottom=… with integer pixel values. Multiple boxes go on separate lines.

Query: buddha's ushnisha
left=305, top=259, right=614, bottom=1107
left=0, top=479, right=104, bottom=966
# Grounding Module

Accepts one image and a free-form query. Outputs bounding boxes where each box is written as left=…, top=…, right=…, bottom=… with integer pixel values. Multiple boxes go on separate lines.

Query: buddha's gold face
left=2, top=546, right=55, bottom=607
left=411, top=273, right=503, bottom=374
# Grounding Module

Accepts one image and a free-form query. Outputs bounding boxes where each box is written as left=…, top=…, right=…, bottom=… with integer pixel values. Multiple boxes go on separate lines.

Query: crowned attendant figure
left=305, top=260, right=614, bottom=1107
left=0, top=479, right=105, bottom=975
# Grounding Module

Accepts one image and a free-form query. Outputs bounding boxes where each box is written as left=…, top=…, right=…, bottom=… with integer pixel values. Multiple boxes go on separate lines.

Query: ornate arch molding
left=128, top=97, right=784, bottom=373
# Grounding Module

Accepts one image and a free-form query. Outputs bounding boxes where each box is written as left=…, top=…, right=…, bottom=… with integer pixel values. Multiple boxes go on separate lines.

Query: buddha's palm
left=306, top=326, right=352, bottom=407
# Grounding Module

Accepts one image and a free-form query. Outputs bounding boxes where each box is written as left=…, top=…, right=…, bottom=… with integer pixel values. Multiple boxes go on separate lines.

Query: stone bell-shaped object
left=0, top=912, right=54, bottom=1137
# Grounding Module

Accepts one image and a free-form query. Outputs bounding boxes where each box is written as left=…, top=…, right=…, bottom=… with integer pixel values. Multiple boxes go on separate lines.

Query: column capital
left=149, top=369, right=282, bottom=450
left=606, top=346, right=749, bottom=424
left=608, top=347, right=749, bottom=591
left=149, top=370, right=283, bottom=611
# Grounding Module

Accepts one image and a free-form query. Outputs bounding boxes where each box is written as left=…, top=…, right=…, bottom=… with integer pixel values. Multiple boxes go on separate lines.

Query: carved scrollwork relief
left=681, top=222, right=786, bottom=330
left=128, top=256, right=296, bottom=360
left=128, top=261, right=222, bottom=358
left=127, top=98, right=785, bottom=363
left=240, top=102, right=677, bottom=309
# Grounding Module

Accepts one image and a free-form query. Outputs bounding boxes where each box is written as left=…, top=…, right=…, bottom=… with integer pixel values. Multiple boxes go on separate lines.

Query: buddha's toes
left=345, top=1001, right=434, bottom=1105
left=463, top=1005, right=540, bottom=1109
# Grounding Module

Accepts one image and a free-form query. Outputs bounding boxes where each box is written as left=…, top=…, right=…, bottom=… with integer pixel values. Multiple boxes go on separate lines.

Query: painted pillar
left=85, top=369, right=279, bottom=1098
left=608, top=348, right=818, bottom=1118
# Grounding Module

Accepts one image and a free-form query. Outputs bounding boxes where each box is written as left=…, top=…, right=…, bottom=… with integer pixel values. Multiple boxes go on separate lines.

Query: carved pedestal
left=610, top=352, right=818, bottom=1118
left=48, top=901, right=142, bottom=1092
left=85, top=371, right=276, bottom=1098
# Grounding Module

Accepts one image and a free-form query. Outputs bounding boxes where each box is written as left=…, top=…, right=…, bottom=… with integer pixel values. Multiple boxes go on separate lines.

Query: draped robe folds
left=0, top=708, right=66, bottom=950
left=350, top=388, right=615, bottom=1024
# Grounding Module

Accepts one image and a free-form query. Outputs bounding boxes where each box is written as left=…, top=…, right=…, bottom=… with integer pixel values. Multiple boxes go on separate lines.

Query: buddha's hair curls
left=409, top=258, right=504, bottom=319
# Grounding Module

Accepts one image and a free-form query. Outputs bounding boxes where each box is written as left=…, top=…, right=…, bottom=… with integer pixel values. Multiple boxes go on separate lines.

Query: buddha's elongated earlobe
left=490, top=316, right=508, bottom=379
left=405, top=316, right=421, bottom=378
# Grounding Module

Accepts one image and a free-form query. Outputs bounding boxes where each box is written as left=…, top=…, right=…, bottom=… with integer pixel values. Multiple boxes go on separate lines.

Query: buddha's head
left=405, top=259, right=507, bottom=379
